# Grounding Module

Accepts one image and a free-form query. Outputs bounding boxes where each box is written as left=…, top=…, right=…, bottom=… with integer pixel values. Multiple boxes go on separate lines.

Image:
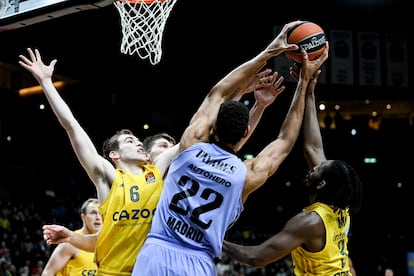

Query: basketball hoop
left=114, top=0, right=178, bottom=65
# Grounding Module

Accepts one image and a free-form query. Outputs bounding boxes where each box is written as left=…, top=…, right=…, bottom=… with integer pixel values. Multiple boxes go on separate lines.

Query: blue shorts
left=132, top=237, right=216, bottom=276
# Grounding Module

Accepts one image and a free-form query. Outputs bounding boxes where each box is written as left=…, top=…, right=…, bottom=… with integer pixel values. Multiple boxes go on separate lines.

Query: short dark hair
left=142, top=133, right=176, bottom=152
left=317, top=160, right=363, bottom=213
left=102, top=129, right=135, bottom=162
left=215, top=100, right=249, bottom=144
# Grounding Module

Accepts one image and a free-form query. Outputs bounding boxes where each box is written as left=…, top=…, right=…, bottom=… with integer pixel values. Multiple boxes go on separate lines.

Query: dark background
left=0, top=0, right=413, bottom=274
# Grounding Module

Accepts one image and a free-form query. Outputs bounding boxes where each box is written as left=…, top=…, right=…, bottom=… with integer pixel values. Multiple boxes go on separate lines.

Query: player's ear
left=109, top=150, right=119, bottom=160
left=317, top=179, right=327, bottom=190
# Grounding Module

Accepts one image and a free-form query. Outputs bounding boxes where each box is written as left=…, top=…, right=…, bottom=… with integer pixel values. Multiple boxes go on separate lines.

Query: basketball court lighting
left=363, top=157, right=377, bottom=164
left=243, top=153, right=254, bottom=159
left=18, top=81, right=65, bottom=96
left=318, top=103, right=326, bottom=111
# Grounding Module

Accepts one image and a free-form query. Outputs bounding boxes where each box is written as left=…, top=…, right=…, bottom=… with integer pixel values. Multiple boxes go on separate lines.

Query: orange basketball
left=285, top=21, right=327, bottom=63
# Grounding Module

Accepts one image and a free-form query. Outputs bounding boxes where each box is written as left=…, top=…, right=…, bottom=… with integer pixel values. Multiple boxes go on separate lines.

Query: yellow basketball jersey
left=96, top=165, right=163, bottom=276
left=291, top=202, right=351, bottom=275
left=56, top=229, right=98, bottom=276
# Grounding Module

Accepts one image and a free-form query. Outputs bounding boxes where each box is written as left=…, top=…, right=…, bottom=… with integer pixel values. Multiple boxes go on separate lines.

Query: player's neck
left=212, top=139, right=236, bottom=155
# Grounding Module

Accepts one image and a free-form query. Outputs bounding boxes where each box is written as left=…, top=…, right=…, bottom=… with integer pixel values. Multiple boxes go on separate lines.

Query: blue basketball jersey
left=148, top=142, right=246, bottom=258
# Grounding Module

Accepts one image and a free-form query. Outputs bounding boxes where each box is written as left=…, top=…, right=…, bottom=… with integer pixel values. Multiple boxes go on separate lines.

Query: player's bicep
left=180, top=116, right=211, bottom=149
left=242, top=159, right=272, bottom=202
left=262, top=228, right=303, bottom=258
left=257, top=138, right=292, bottom=173
left=154, top=144, right=180, bottom=178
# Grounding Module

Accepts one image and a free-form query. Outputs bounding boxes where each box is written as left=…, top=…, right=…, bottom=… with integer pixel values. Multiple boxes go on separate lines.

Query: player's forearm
left=234, top=102, right=265, bottom=152
left=278, top=79, right=308, bottom=145
left=40, top=78, right=79, bottom=131
left=211, top=48, right=278, bottom=100
left=303, top=91, right=325, bottom=168
left=223, top=241, right=266, bottom=268
left=69, top=232, right=96, bottom=252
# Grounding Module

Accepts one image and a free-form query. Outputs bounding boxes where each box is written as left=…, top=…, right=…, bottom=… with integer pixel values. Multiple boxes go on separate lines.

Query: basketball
left=285, top=21, right=327, bottom=63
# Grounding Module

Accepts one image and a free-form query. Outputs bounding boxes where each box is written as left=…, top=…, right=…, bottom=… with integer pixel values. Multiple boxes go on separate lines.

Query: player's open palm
left=18, top=48, right=57, bottom=83
left=254, top=71, right=285, bottom=108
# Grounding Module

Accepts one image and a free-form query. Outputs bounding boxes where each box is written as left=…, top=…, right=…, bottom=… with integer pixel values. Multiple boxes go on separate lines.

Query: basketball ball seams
left=285, top=21, right=327, bottom=63
left=288, top=33, right=326, bottom=54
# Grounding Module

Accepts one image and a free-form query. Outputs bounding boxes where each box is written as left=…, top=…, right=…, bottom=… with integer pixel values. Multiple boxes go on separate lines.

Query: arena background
left=0, top=0, right=412, bottom=274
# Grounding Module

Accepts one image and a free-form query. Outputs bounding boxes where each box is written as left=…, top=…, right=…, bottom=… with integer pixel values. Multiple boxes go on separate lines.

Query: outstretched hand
left=290, top=42, right=329, bottom=83
left=301, top=42, right=329, bottom=79
left=265, top=20, right=302, bottom=56
left=43, top=224, right=72, bottom=245
left=237, top=68, right=272, bottom=98
left=18, top=48, right=57, bottom=84
left=290, top=62, right=323, bottom=93
left=254, top=71, right=285, bottom=108
left=238, top=68, right=285, bottom=104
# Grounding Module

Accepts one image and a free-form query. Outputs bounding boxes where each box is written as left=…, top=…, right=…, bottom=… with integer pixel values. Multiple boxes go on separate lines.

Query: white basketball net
left=0, top=0, right=12, bottom=18
left=114, top=0, right=178, bottom=65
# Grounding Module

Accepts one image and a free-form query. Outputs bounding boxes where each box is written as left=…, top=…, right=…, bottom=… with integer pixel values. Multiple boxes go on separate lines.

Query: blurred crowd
left=0, top=192, right=294, bottom=276
left=0, top=192, right=80, bottom=276
left=0, top=191, right=402, bottom=276
left=0, top=189, right=404, bottom=276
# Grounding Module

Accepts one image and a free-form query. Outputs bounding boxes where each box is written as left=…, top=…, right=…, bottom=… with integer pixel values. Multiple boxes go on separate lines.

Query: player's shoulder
left=289, top=210, right=324, bottom=235
left=55, top=240, right=80, bottom=256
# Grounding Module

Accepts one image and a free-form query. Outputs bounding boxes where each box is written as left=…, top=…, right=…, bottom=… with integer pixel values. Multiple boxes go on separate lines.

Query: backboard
left=0, top=0, right=114, bottom=31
